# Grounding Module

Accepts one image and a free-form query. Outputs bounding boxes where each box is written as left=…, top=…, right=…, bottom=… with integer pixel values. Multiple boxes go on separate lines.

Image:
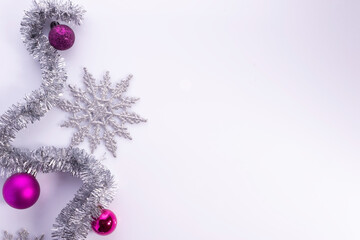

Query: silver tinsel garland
left=0, top=0, right=116, bottom=239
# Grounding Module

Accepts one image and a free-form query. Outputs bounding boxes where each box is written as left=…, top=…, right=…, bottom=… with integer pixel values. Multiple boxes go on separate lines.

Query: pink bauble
left=92, top=209, right=117, bottom=235
left=48, top=24, right=75, bottom=51
left=2, top=173, right=40, bottom=209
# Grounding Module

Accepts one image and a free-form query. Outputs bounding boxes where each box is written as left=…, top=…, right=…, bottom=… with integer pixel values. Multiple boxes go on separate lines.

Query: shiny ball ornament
left=2, top=173, right=40, bottom=209
left=92, top=209, right=117, bottom=235
left=48, top=22, right=75, bottom=51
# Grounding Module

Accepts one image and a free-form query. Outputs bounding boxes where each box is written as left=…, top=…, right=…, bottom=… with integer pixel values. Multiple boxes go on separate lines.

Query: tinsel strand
left=0, top=1, right=116, bottom=239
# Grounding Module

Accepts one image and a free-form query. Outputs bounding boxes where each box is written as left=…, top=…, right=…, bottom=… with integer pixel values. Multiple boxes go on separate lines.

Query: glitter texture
left=0, top=1, right=116, bottom=239
left=49, top=24, right=75, bottom=50
left=58, top=68, right=146, bottom=157
left=2, top=229, right=44, bottom=240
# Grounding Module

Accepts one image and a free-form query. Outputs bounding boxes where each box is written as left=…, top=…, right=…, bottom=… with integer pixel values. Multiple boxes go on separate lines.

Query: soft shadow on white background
left=0, top=0, right=360, bottom=239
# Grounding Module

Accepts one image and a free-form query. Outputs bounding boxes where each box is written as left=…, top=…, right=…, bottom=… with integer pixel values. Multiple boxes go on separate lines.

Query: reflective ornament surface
left=92, top=209, right=118, bottom=235
left=2, top=173, right=40, bottom=209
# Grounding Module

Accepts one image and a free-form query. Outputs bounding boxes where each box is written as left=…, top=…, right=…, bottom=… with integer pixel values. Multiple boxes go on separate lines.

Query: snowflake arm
left=2, top=230, right=44, bottom=240
left=57, top=68, right=146, bottom=157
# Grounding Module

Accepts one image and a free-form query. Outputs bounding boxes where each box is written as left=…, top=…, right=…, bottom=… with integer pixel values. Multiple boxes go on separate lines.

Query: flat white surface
left=0, top=0, right=360, bottom=239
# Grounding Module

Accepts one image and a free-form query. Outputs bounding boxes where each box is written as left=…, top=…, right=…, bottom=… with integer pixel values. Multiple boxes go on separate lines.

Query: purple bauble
left=48, top=24, right=75, bottom=51
left=92, top=209, right=117, bottom=235
left=2, top=173, right=40, bottom=209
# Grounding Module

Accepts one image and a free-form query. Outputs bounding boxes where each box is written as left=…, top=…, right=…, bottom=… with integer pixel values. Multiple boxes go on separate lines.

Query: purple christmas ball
left=2, top=173, right=40, bottom=209
left=92, top=209, right=118, bottom=235
left=48, top=24, right=75, bottom=51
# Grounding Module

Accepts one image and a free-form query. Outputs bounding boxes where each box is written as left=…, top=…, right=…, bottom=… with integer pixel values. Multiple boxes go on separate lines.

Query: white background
left=0, top=0, right=360, bottom=239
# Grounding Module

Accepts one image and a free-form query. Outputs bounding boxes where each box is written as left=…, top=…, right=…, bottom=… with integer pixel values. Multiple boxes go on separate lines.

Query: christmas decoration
left=2, top=173, right=40, bottom=209
left=58, top=68, right=146, bottom=157
left=2, top=230, right=44, bottom=240
left=0, top=0, right=144, bottom=239
left=91, top=209, right=118, bottom=235
left=49, top=22, right=75, bottom=51
left=0, top=147, right=116, bottom=239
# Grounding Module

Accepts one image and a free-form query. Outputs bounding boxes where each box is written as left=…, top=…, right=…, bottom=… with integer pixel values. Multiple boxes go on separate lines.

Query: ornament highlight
left=92, top=209, right=118, bottom=235
left=48, top=22, right=75, bottom=50
left=2, top=173, right=40, bottom=209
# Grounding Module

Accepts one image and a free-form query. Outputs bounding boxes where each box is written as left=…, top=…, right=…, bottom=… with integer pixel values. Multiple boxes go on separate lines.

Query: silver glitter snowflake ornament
left=2, top=230, right=44, bottom=240
left=58, top=68, right=146, bottom=157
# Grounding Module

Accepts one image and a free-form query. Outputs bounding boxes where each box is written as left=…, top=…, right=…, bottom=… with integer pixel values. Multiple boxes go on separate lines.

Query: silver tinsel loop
left=0, top=1, right=116, bottom=239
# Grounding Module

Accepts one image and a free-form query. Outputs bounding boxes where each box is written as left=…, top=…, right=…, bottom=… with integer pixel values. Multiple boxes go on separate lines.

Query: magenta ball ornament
left=92, top=209, right=117, bottom=235
left=2, top=173, right=40, bottom=209
left=48, top=22, right=75, bottom=51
